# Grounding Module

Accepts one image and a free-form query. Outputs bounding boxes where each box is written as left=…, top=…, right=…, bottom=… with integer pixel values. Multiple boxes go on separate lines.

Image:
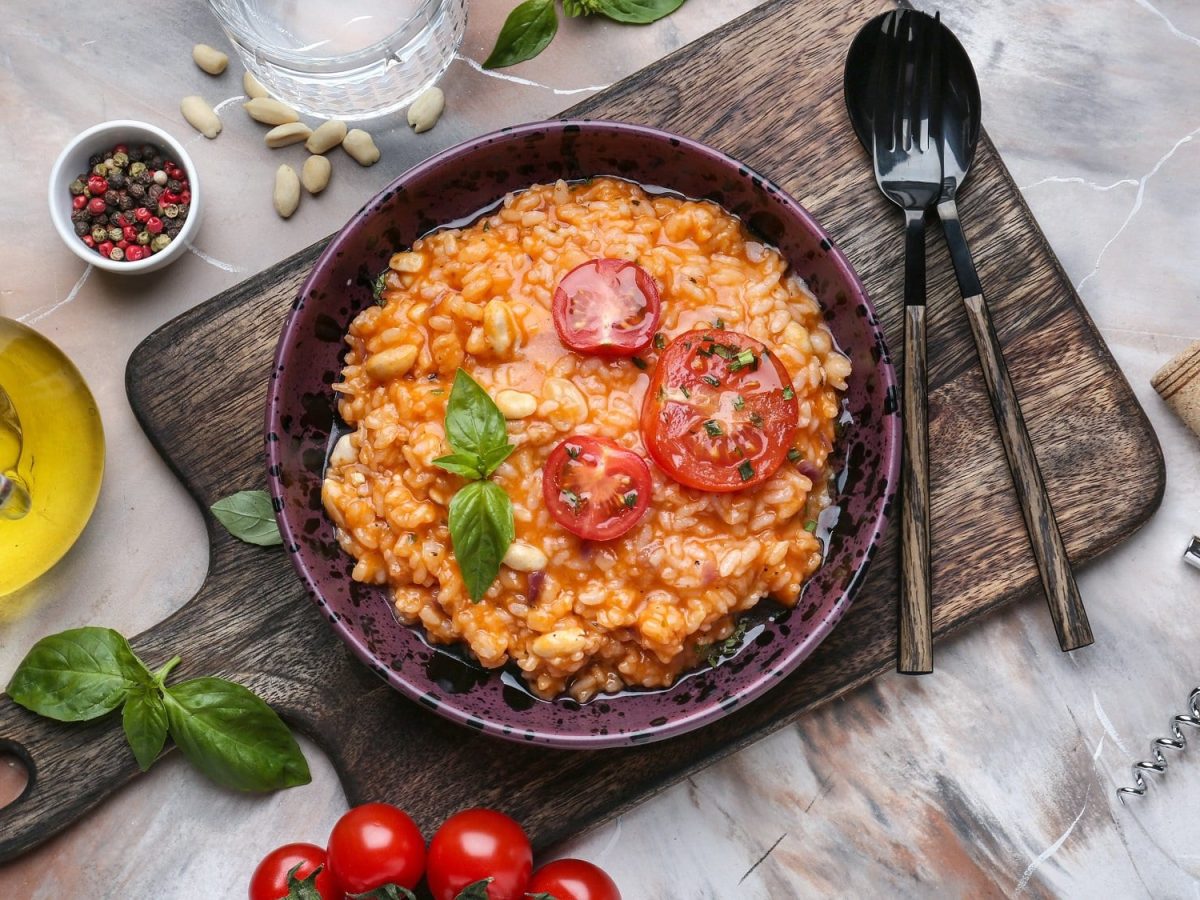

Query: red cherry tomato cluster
left=543, top=258, right=803, bottom=540
left=249, top=803, right=619, bottom=900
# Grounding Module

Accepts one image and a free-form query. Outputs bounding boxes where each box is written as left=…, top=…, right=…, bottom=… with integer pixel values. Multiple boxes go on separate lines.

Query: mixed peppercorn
left=67, top=142, right=190, bottom=262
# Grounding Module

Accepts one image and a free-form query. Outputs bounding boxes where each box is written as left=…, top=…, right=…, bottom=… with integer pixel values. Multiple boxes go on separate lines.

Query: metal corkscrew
left=1117, top=687, right=1200, bottom=800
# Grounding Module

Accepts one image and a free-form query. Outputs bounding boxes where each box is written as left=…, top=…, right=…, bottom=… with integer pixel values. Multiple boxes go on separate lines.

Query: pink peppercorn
left=87, top=197, right=107, bottom=216
left=146, top=216, right=164, bottom=234
left=87, top=175, right=108, bottom=195
left=134, top=207, right=151, bottom=223
left=126, top=245, right=144, bottom=262
left=83, top=235, right=96, bottom=248
left=113, top=143, right=128, bottom=154
left=117, top=239, right=129, bottom=250
left=72, top=195, right=87, bottom=210
left=97, top=240, right=114, bottom=257
left=122, top=225, right=138, bottom=242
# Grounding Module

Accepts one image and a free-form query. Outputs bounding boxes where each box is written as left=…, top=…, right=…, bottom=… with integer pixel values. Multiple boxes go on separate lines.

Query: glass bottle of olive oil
left=0, top=318, right=105, bottom=597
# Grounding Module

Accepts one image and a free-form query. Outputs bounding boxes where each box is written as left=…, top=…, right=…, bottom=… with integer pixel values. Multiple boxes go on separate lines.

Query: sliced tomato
left=542, top=436, right=652, bottom=540
left=640, top=329, right=798, bottom=492
left=552, top=258, right=661, bottom=357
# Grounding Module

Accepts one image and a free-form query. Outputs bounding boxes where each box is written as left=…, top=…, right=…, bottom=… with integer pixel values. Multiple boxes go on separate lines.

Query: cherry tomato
left=326, top=802, right=426, bottom=893
left=426, top=808, right=533, bottom=900
left=528, top=859, right=622, bottom=900
left=552, top=258, right=661, bottom=357
left=248, top=843, right=338, bottom=900
left=542, top=436, right=652, bottom=541
left=640, top=329, right=799, bottom=492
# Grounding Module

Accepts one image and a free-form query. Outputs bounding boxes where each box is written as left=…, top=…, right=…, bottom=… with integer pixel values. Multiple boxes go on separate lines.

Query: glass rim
left=207, top=0, right=452, bottom=68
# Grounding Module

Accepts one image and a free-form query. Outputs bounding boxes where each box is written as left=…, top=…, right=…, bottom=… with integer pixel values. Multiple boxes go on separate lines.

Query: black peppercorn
left=108, top=172, right=126, bottom=189
left=148, top=184, right=164, bottom=201
left=135, top=171, right=152, bottom=186
left=150, top=155, right=163, bottom=168
left=88, top=153, right=104, bottom=168
left=129, top=183, right=146, bottom=199
left=166, top=223, right=182, bottom=238
left=104, top=189, right=120, bottom=206
left=140, top=143, right=156, bottom=160
left=73, top=220, right=90, bottom=236
left=70, top=209, right=90, bottom=224
left=118, top=194, right=134, bottom=211
left=93, top=213, right=109, bottom=226
left=166, top=178, right=182, bottom=192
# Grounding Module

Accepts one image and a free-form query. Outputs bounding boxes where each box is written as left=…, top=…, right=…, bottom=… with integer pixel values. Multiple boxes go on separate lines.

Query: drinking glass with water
left=207, top=0, right=467, bottom=120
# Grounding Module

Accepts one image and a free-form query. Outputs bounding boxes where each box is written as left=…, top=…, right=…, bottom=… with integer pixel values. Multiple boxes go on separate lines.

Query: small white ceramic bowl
left=48, top=120, right=202, bottom=274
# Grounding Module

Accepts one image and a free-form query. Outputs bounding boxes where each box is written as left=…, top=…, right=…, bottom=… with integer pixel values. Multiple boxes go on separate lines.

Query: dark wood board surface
left=0, top=0, right=1163, bottom=863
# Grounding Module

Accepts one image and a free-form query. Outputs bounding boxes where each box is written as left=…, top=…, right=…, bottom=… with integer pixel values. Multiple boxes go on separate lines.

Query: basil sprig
left=210, top=489, right=282, bottom=546
left=434, top=369, right=518, bottom=602
left=6, top=627, right=310, bottom=792
left=485, top=0, right=688, bottom=69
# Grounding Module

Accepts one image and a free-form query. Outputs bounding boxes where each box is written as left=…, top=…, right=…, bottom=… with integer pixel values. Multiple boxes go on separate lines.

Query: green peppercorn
left=107, top=226, right=122, bottom=242
left=129, top=162, right=146, bottom=177
left=163, top=204, right=180, bottom=219
left=150, top=234, right=172, bottom=253
left=91, top=226, right=108, bottom=242
left=109, top=246, right=125, bottom=261
left=136, top=230, right=151, bottom=246
left=92, top=163, right=108, bottom=177
left=69, top=179, right=86, bottom=195
left=112, top=151, right=129, bottom=168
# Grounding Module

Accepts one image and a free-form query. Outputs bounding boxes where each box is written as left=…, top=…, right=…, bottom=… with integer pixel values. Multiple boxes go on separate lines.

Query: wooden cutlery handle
left=899, top=303, right=933, bottom=674
left=962, top=294, right=1093, bottom=652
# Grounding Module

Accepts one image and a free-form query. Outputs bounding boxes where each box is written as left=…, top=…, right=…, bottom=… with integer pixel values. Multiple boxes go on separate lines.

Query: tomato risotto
left=322, top=177, right=850, bottom=701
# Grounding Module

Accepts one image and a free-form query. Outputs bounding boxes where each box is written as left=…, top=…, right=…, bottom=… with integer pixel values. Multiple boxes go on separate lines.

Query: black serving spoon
left=845, top=13, right=1094, bottom=654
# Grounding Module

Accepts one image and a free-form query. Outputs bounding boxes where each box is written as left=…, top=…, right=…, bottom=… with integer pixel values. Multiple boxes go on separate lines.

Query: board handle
left=0, top=691, right=141, bottom=863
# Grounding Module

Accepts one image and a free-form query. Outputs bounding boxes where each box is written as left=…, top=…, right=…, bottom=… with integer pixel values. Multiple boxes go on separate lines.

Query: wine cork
left=1152, top=340, right=1200, bottom=439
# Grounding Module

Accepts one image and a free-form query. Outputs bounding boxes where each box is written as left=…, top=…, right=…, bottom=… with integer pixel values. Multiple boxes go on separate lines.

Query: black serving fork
left=870, top=10, right=943, bottom=673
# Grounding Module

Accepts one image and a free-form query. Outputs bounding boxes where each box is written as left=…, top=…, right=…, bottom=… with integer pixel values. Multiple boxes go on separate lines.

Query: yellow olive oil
left=0, top=318, right=105, bottom=596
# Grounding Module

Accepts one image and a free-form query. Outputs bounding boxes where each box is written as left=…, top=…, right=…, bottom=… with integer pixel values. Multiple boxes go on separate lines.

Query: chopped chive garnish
left=701, top=335, right=715, bottom=342
left=782, top=385, right=795, bottom=400
left=713, top=344, right=735, bottom=360
left=623, top=491, right=638, bottom=508
left=681, top=385, right=691, bottom=398
left=787, top=448, right=803, bottom=463
left=749, top=412, right=763, bottom=428
left=697, top=344, right=714, bottom=357
left=712, top=317, right=725, bottom=328
left=702, top=374, right=721, bottom=387
left=729, top=349, right=756, bottom=371
left=430, top=388, right=445, bottom=395
left=738, top=461, right=754, bottom=482
left=632, top=357, right=648, bottom=370
left=703, top=419, right=723, bottom=437
left=561, top=488, right=582, bottom=511
left=733, top=395, right=746, bottom=411
left=804, top=520, right=818, bottom=532
left=653, top=333, right=666, bottom=350
left=566, top=445, right=580, bottom=460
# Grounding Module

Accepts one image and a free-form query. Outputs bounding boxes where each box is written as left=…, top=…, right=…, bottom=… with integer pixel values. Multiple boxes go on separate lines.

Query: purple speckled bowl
left=266, top=120, right=899, bottom=748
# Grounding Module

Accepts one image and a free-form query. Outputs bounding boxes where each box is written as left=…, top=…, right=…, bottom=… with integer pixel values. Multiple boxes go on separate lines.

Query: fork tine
left=929, top=12, right=944, bottom=154
left=906, top=12, right=928, bottom=152
left=891, top=10, right=911, bottom=153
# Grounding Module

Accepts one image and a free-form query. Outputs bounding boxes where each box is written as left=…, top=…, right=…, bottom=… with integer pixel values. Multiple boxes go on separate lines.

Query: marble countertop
left=2, top=0, right=1199, bottom=896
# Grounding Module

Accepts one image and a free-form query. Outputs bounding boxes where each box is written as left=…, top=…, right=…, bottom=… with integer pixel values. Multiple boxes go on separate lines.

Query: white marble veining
left=1, top=0, right=1198, bottom=897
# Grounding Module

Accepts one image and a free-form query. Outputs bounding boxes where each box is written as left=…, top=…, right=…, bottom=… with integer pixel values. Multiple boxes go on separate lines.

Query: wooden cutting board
left=0, top=0, right=1163, bottom=862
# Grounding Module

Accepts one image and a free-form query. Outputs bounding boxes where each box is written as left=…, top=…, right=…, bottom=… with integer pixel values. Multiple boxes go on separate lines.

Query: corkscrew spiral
left=1118, top=688, right=1200, bottom=800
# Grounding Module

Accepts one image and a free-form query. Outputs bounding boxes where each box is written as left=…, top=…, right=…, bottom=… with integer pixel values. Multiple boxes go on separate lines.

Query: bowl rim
left=267, top=118, right=900, bottom=748
left=47, top=119, right=200, bottom=273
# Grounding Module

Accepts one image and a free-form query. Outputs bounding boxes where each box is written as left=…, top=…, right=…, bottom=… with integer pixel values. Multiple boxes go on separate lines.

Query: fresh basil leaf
left=478, top=443, right=516, bottom=477
left=443, top=369, right=512, bottom=468
left=210, top=490, right=283, bottom=546
left=432, top=452, right=486, bottom=480
left=6, top=627, right=150, bottom=722
left=563, top=0, right=602, bottom=13
left=454, top=879, right=494, bottom=900
left=122, top=687, right=168, bottom=771
left=595, top=0, right=686, bottom=23
left=349, top=885, right=418, bottom=900
left=285, top=863, right=327, bottom=900
left=448, top=480, right=514, bottom=602
left=484, top=0, right=558, bottom=69
left=162, top=676, right=311, bottom=791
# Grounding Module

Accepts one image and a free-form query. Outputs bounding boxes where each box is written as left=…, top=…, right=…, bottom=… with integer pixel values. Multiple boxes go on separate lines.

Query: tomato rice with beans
left=321, top=177, right=851, bottom=701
